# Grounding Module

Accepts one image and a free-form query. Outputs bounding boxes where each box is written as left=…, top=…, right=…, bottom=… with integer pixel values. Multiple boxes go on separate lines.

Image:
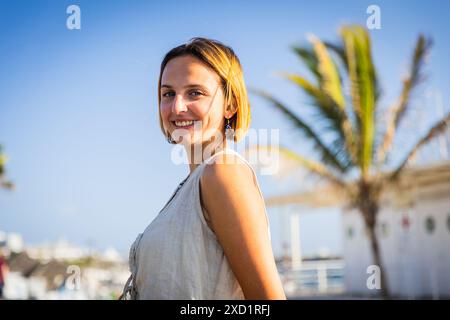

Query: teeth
left=174, top=120, right=194, bottom=127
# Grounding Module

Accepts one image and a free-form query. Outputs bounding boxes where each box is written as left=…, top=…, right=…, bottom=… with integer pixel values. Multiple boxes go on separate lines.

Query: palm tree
left=0, top=144, right=14, bottom=190
left=252, top=25, right=450, bottom=298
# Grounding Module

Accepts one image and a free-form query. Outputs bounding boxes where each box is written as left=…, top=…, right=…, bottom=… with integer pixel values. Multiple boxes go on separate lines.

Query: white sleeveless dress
left=120, top=148, right=271, bottom=300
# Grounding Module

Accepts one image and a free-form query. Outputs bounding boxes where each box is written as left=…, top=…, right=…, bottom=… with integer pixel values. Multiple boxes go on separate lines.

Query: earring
left=166, top=133, right=177, bottom=144
left=225, top=118, right=234, bottom=139
left=225, top=118, right=232, bottom=130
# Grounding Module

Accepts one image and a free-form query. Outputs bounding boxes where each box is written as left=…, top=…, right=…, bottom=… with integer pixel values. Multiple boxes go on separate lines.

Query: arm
left=200, top=154, right=286, bottom=300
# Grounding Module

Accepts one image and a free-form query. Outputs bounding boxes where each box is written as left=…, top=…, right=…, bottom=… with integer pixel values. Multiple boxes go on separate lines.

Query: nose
left=172, top=94, right=187, bottom=114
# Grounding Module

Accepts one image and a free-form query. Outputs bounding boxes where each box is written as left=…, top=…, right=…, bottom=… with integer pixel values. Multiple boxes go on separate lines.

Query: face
left=160, top=55, right=231, bottom=147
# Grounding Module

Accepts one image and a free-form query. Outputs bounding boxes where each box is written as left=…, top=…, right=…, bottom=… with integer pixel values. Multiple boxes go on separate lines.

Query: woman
left=120, top=37, right=285, bottom=300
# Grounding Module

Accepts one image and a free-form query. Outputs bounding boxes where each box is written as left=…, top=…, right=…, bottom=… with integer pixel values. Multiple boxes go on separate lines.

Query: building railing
left=278, top=259, right=345, bottom=297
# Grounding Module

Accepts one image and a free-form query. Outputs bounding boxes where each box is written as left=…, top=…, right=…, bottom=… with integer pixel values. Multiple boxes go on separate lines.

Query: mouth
left=171, top=120, right=197, bottom=129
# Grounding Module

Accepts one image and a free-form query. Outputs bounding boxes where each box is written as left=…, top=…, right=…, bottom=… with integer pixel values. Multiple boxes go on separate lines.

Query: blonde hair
left=157, top=37, right=251, bottom=142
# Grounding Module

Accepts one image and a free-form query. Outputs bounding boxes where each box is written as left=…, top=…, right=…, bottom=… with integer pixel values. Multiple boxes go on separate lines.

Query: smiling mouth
left=172, top=120, right=196, bottom=128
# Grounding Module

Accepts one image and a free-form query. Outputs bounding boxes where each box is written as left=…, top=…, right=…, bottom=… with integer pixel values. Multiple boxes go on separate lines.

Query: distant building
left=3, top=232, right=24, bottom=253
left=27, top=238, right=88, bottom=261
left=342, top=162, right=450, bottom=298
left=266, top=161, right=450, bottom=298
left=1, top=235, right=129, bottom=299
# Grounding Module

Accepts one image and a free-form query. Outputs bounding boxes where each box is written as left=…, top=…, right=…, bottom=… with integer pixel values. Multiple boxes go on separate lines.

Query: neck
left=186, top=139, right=228, bottom=174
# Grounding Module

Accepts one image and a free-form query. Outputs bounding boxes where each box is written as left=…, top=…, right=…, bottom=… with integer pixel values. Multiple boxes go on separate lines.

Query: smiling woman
left=120, top=37, right=286, bottom=300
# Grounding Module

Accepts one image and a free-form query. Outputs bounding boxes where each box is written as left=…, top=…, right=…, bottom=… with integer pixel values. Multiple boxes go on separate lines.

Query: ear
left=224, top=105, right=237, bottom=119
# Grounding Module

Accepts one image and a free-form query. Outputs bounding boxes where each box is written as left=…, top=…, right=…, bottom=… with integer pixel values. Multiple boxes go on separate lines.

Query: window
left=347, top=226, right=354, bottom=239
left=381, top=222, right=389, bottom=237
left=425, top=216, right=435, bottom=234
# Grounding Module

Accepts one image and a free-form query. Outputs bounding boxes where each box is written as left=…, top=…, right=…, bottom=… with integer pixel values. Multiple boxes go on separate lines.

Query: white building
left=0, top=232, right=24, bottom=253
left=1, top=234, right=129, bottom=299
left=26, top=238, right=89, bottom=261
left=342, top=162, right=450, bottom=298
left=266, top=161, right=450, bottom=298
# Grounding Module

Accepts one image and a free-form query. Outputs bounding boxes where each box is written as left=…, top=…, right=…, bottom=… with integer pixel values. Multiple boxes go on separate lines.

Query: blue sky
left=1, top=0, right=449, bottom=258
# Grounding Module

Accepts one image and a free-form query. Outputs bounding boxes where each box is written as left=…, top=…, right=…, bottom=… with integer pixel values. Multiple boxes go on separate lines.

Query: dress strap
left=118, top=274, right=134, bottom=300
left=119, top=232, right=143, bottom=300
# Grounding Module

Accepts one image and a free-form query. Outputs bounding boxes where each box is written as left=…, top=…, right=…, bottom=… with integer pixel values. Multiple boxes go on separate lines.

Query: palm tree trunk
left=366, top=222, right=390, bottom=299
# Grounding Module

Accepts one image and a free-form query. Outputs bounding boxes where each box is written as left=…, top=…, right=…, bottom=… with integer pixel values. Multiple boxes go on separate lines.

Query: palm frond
left=280, top=72, right=356, bottom=167
left=340, top=25, right=377, bottom=178
left=0, top=147, right=6, bottom=177
left=254, top=144, right=347, bottom=188
left=377, top=35, right=433, bottom=165
left=0, top=145, right=14, bottom=191
left=325, top=40, right=381, bottom=102
left=251, top=88, right=348, bottom=172
left=308, top=35, right=359, bottom=164
left=390, top=112, right=450, bottom=180
left=291, top=46, right=321, bottom=81
left=308, top=34, right=345, bottom=108
left=1, top=180, right=15, bottom=190
left=324, top=41, right=348, bottom=70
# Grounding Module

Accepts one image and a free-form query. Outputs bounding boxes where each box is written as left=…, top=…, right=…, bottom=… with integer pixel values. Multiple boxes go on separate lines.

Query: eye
left=162, top=91, right=175, bottom=98
left=189, top=90, right=203, bottom=97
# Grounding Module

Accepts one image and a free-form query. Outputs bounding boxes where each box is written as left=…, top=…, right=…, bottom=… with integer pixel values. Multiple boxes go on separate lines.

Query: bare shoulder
left=201, top=152, right=257, bottom=191
left=199, top=151, right=266, bottom=227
